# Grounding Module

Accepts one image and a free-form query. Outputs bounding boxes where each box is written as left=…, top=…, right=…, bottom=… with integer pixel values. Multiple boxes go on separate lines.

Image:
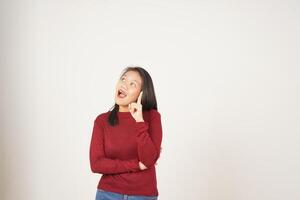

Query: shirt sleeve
left=135, top=110, right=163, bottom=168
left=89, top=116, right=141, bottom=175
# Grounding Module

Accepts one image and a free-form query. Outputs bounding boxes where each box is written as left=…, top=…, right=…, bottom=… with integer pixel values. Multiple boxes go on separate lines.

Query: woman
left=89, top=66, right=163, bottom=200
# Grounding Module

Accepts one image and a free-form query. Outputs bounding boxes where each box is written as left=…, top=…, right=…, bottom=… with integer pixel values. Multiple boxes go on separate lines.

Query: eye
left=121, top=77, right=125, bottom=81
left=130, top=82, right=136, bottom=87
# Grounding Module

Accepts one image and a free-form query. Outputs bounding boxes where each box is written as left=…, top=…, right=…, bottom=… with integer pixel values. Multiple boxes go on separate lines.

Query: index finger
left=137, top=91, right=143, bottom=104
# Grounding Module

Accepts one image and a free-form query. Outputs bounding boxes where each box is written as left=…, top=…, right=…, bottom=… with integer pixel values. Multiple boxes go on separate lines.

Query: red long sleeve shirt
left=89, top=109, right=163, bottom=196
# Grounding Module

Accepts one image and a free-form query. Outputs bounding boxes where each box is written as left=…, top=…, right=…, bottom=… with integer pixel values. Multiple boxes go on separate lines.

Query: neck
left=118, top=105, right=129, bottom=112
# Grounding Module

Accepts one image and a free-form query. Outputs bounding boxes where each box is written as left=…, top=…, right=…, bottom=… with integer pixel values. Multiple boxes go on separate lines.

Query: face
left=115, top=70, right=143, bottom=107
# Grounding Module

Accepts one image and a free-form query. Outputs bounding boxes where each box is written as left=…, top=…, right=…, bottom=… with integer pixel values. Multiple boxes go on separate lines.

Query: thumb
left=128, top=103, right=133, bottom=114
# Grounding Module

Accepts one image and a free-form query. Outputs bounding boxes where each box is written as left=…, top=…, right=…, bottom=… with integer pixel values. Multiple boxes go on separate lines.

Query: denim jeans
left=95, top=188, right=158, bottom=200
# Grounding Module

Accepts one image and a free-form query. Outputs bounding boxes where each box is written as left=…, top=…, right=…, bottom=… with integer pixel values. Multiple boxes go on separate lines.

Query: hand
left=139, top=161, right=158, bottom=170
left=139, top=161, right=148, bottom=170
left=128, top=91, right=144, bottom=122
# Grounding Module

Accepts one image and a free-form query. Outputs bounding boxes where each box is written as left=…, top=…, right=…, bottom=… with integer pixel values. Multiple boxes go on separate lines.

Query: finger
left=137, top=91, right=143, bottom=104
left=131, top=102, right=142, bottom=110
left=128, top=103, right=134, bottom=113
left=130, top=102, right=139, bottom=111
left=130, top=102, right=137, bottom=107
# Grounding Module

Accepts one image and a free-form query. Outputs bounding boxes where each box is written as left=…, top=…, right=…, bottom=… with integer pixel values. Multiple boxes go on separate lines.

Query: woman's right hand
left=139, top=161, right=148, bottom=170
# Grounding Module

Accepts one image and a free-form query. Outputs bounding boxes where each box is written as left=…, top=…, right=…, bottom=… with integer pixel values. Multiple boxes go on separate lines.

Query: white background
left=1, top=0, right=299, bottom=199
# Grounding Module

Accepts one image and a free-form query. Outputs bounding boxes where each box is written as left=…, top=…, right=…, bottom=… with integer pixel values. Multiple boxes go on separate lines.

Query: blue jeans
left=95, top=188, right=158, bottom=200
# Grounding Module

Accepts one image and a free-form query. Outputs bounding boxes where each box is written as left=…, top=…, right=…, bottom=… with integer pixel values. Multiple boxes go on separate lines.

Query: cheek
left=116, top=81, right=122, bottom=87
left=127, top=90, right=139, bottom=100
left=115, top=83, right=119, bottom=90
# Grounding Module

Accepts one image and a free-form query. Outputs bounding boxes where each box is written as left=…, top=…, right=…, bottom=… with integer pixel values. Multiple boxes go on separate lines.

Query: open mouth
left=117, top=89, right=127, bottom=98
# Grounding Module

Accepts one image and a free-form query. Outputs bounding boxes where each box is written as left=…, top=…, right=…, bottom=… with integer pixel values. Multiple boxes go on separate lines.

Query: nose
left=120, top=83, right=127, bottom=90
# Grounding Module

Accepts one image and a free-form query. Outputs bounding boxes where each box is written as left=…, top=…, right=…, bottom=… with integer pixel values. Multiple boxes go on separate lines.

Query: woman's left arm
left=134, top=110, right=163, bottom=168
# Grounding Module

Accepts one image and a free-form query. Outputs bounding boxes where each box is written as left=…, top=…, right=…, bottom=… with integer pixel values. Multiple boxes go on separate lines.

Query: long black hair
left=108, top=66, right=158, bottom=126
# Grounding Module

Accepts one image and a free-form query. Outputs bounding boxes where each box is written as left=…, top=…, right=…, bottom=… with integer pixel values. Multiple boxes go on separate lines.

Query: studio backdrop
left=1, top=0, right=299, bottom=200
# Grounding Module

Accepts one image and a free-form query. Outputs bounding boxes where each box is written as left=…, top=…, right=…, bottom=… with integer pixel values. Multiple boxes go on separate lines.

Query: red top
left=89, top=109, right=163, bottom=196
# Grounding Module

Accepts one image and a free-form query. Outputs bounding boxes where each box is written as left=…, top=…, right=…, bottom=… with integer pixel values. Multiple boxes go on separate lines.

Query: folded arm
left=89, top=117, right=141, bottom=175
left=135, top=111, right=163, bottom=168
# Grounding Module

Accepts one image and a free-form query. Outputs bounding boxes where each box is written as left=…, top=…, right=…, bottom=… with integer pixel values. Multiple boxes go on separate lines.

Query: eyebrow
left=121, top=75, right=140, bottom=84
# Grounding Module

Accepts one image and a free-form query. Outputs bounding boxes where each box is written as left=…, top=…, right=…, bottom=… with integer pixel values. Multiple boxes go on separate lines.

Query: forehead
left=122, top=71, right=142, bottom=84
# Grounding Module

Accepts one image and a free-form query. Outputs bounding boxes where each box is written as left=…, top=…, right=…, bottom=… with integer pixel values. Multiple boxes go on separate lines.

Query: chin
left=115, top=98, right=129, bottom=106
